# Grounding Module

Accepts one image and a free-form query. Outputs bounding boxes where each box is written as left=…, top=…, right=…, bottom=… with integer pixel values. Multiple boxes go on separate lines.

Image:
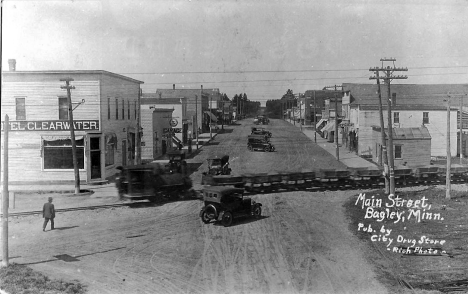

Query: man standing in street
left=42, top=197, right=55, bottom=231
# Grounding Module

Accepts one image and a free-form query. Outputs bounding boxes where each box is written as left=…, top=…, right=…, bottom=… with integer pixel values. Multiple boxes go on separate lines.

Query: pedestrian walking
left=42, top=197, right=55, bottom=231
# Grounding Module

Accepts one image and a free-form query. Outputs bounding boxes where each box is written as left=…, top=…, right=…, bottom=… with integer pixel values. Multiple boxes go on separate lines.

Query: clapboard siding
left=140, top=107, right=155, bottom=161
left=1, top=71, right=142, bottom=184
left=1, top=81, right=100, bottom=121
left=357, top=109, right=457, bottom=157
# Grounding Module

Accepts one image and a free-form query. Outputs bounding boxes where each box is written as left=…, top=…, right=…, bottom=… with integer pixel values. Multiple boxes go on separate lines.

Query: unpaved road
left=6, top=119, right=390, bottom=294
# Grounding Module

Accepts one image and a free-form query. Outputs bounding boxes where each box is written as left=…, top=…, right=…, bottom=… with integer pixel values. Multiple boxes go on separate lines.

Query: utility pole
left=2, top=115, right=9, bottom=267
left=369, top=68, right=389, bottom=194
left=314, top=91, right=317, bottom=143
left=136, top=88, right=141, bottom=164
left=460, top=95, right=465, bottom=162
left=446, top=95, right=451, bottom=199
left=334, top=94, right=339, bottom=161
left=299, top=94, right=302, bottom=131
left=195, top=94, right=199, bottom=149
left=369, top=58, right=407, bottom=195
left=60, top=78, right=80, bottom=194
left=209, top=94, right=212, bottom=139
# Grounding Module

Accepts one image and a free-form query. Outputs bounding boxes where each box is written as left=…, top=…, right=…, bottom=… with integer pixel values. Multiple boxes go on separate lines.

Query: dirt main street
left=5, top=119, right=391, bottom=294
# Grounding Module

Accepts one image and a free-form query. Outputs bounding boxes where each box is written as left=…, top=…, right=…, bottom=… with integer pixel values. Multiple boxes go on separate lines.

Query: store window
left=105, top=133, right=117, bottom=166
left=395, top=145, right=402, bottom=159
left=15, top=98, right=26, bottom=120
left=43, top=137, right=84, bottom=169
left=58, top=97, right=68, bottom=120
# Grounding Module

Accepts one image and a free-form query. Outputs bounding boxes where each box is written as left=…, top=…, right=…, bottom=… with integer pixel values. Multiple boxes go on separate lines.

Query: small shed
left=372, top=126, right=432, bottom=167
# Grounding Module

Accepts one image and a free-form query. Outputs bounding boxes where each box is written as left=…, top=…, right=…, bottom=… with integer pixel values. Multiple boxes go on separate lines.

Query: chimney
left=173, top=84, right=175, bottom=90
left=8, top=59, right=16, bottom=71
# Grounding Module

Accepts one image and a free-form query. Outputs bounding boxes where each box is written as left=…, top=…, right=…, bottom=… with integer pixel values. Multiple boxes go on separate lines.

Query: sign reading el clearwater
left=1, top=120, right=100, bottom=131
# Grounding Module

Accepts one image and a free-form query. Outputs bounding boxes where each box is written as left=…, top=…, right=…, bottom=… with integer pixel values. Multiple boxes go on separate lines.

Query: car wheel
left=201, top=211, right=212, bottom=224
left=222, top=212, right=233, bottom=227
left=264, top=146, right=270, bottom=152
left=253, top=205, right=262, bottom=218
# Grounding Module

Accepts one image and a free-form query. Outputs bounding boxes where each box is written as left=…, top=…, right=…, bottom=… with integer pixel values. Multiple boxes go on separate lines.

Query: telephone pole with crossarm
left=370, top=58, right=408, bottom=195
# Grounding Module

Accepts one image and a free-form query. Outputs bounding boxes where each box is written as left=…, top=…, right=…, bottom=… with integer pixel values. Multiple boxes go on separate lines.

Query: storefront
left=1, top=68, right=143, bottom=184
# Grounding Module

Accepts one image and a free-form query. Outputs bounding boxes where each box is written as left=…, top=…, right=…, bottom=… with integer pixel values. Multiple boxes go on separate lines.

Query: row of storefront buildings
left=1, top=61, right=234, bottom=185
left=286, top=83, right=468, bottom=166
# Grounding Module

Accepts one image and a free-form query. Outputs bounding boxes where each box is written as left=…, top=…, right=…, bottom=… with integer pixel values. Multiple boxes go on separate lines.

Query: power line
left=117, top=65, right=468, bottom=75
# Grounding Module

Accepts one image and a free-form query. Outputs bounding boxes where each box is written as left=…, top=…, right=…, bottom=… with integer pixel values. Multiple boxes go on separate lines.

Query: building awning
left=322, top=121, right=336, bottom=133
left=204, top=111, right=218, bottom=122
left=316, top=118, right=326, bottom=129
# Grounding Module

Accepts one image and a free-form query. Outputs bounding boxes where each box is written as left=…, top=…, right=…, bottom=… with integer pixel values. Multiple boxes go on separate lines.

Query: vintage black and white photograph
left=1, top=0, right=467, bottom=293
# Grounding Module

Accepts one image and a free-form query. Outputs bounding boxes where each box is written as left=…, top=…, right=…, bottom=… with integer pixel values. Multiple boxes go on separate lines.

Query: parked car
left=251, top=127, right=272, bottom=137
left=248, top=135, right=275, bottom=152
left=199, top=186, right=262, bottom=227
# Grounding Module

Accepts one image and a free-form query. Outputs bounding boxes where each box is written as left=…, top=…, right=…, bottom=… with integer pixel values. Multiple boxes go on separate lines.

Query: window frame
left=116, top=98, right=119, bottom=120
left=107, top=97, right=111, bottom=120
left=423, top=112, right=429, bottom=124
left=42, top=137, right=85, bottom=171
left=122, top=99, right=125, bottom=120
left=15, top=97, right=26, bottom=120
left=128, top=100, right=131, bottom=120
left=58, top=96, right=69, bottom=120
left=394, top=145, right=402, bottom=159
left=393, top=112, right=400, bottom=124
left=105, top=133, right=116, bottom=167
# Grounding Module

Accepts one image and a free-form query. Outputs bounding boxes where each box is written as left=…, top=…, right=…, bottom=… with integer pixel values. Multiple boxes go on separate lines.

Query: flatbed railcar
left=201, top=165, right=467, bottom=192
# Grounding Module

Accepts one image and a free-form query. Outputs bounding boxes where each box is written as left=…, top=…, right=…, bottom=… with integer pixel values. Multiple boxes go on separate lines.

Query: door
left=90, top=136, right=102, bottom=180
left=153, top=131, right=159, bottom=159
left=122, top=140, right=127, bottom=166
left=162, top=140, right=167, bottom=155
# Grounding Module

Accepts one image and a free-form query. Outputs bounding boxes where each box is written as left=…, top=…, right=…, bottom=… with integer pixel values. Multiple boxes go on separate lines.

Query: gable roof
left=343, top=83, right=468, bottom=106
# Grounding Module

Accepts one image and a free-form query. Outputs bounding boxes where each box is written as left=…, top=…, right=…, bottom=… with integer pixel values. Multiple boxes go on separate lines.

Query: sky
left=2, top=0, right=468, bottom=105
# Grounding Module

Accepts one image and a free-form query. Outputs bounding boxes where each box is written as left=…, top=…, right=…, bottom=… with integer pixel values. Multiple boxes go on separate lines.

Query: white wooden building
left=1, top=67, right=143, bottom=185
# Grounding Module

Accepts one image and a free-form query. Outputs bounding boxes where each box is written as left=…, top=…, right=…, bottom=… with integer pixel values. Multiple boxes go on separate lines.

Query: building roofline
left=2, top=70, right=144, bottom=84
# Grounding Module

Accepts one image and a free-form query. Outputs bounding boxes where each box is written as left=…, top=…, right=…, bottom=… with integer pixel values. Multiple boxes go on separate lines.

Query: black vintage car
left=251, top=127, right=272, bottom=138
left=199, top=186, right=262, bottom=227
left=115, top=163, right=193, bottom=202
left=247, top=134, right=275, bottom=152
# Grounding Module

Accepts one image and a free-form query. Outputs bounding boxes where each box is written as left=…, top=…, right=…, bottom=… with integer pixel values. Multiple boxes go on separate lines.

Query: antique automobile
left=206, top=155, right=232, bottom=175
left=115, top=163, right=193, bottom=202
left=199, top=186, right=262, bottom=227
left=251, top=127, right=272, bottom=138
left=253, top=115, right=269, bottom=125
left=166, top=150, right=187, bottom=174
left=247, top=134, right=275, bottom=152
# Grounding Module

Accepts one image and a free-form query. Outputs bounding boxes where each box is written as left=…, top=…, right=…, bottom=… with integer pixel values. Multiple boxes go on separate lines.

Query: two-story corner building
left=1, top=66, right=143, bottom=185
left=155, top=85, right=215, bottom=135
left=341, top=83, right=466, bottom=158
